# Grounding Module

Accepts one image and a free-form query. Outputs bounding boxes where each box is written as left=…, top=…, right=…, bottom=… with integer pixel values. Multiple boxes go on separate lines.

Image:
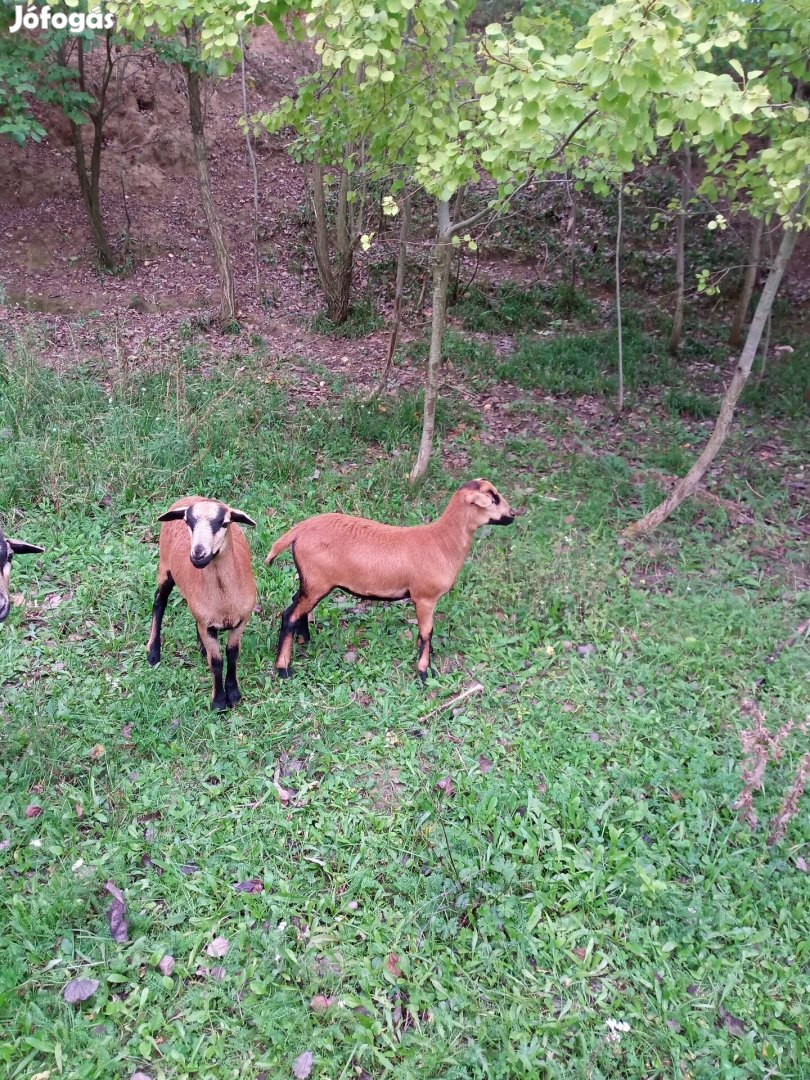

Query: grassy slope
left=0, top=337, right=808, bottom=1080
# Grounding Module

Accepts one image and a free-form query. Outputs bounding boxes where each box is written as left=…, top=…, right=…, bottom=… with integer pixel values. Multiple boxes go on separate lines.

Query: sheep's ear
left=157, top=508, right=187, bottom=523
left=468, top=491, right=492, bottom=509
left=229, top=509, right=257, bottom=528
left=7, top=539, right=44, bottom=555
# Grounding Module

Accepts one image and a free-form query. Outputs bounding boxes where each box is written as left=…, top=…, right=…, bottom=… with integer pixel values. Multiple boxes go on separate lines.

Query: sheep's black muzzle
left=190, top=552, right=214, bottom=569
left=494, top=513, right=515, bottom=525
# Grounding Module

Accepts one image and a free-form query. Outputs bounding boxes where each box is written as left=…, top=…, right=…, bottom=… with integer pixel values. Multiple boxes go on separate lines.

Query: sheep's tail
left=265, top=526, right=298, bottom=566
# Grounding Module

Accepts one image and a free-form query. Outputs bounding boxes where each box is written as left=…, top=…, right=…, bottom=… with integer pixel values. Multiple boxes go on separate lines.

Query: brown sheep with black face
left=265, top=479, right=515, bottom=681
left=0, top=529, right=44, bottom=623
left=147, top=497, right=256, bottom=711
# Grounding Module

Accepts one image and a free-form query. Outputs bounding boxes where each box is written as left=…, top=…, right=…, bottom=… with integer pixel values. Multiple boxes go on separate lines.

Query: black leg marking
left=225, top=643, right=241, bottom=708
left=416, top=631, right=434, bottom=684
left=295, top=614, right=311, bottom=646
left=147, top=573, right=174, bottom=666
left=207, top=630, right=226, bottom=711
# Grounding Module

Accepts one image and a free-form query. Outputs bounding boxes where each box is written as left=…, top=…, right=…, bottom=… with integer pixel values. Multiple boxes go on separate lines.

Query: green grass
left=1, top=338, right=809, bottom=1079
left=311, top=300, right=384, bottom=339
left=452, top=282, right=595, bottom=334
left=493, top=327, right=673, bottom=395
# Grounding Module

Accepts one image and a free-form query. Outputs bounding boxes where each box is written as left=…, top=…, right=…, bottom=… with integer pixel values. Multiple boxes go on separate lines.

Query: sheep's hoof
left=277, top=666, right=293, bottom=680
left=212, top=694, right=228, bottom=712
left=417, top=669, right=428, bottom=685
left=147, top=648, right=160, bottom=667
left=226, top=686, right=241, bottom=708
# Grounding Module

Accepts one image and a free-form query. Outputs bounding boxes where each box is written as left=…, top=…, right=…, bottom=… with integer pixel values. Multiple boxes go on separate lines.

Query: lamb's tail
left=265, top=526, right=299, bottom=566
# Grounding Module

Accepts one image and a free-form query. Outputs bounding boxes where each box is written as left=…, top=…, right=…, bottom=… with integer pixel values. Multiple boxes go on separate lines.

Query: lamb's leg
left=147, top=571, right=174, bottom=666
left=413, top=598, right=436, bottom=684
left=276, top=589, right=327, bottom=678
left=198, top=621, right=226, bottom=711
left=225, top=622, right=247, bottom=707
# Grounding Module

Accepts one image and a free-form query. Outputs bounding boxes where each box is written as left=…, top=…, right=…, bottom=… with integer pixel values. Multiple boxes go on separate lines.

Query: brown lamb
left=265, top=479, right=516, bottom=681
left=147, top=497, right=257, bottom=710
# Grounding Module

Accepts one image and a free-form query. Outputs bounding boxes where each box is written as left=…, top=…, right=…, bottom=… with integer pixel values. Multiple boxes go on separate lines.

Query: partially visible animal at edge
left=147, top=497, right=257, bottom=711
left=265, top=479, right=516, bottom=681
left=0, top=528, right=44, bottom=623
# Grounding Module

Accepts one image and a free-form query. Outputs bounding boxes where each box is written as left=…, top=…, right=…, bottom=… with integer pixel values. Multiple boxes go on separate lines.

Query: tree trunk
left=69, top=119, right=115, bottom=268
left=239, top=36, right=260, bottom=295
left=623, top=193, right=805, bottom=540
left=369, top=189, right=410, bottom=400
left=729, top=217, right=764, bottom=347
left=668, top=143, right=690, bottom=355
left=409, top=199, right=453, bottom=486
left=311, top=163, right=354, bottom=324
left=186, top=64, right=236, bottom=324
left=62, top=38, right=115, bottom=269
left=567, top=175, right=577, bottom=289
left=615, top=182, right=624, bottom=415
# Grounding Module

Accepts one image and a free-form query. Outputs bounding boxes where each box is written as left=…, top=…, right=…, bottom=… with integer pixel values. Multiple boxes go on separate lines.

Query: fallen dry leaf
left=179, top=863, right=199, bottom=875
left=233, top=878, right=263, bottom=894
left=576, top=644, right=596, bottom=658
left=25, top=804, right=43, bottom=818
left=63, top=977, right=99, bottom=1004
left=292, top=1050, right=314, bottom=1079
left=795, top=855, right=808, bottom=873
left=273, top=781, right=293, bottom=804
left=131, top=1072, right=153, bottom=1080
left=89, top=744, right=105, bottom=760
left=477, top=755, right=494, bottom=774
left=105, top=881, right=129, bottom=944
left=716, top=1006, right=746, bottom=1037
left=435, top=776, right=454, bottom=797
left=386, top=953, right=403, bottom=978
left=310, top=994, right=336, bottom=1012
left=157, top=955, right=175, bottom=976
left=206, top=936, right=230, bottom=958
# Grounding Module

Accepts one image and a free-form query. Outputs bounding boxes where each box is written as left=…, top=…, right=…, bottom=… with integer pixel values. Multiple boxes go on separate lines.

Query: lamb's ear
left=468, top=491, right=492, bottom=509
left=157, top=508, right=187, bottom=523
left=229, top=509, right=257, bottom=528
left=7, top=539, right=44, bottom=555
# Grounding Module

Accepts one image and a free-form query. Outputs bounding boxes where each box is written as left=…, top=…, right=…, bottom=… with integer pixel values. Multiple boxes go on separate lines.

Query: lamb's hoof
left=277, top=666, right=292, bottom=680
left=226, top=686, right=241, bottom=708
left=212, top=694, right=228, bottom=712
left=417, top=669, right=428, bottom=685
left=147, top=648, right=160, bottom=667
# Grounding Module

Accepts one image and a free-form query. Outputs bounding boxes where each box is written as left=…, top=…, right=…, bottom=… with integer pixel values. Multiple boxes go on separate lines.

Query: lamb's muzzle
left=265, top=478, right=516, bottom=681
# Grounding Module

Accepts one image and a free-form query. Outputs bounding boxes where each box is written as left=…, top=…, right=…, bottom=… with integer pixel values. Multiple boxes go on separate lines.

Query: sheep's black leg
left=225, top=624, right=246, bottom=707
left=276, top=589, right=327, bottom=678
left=413, top=599, right=436, bottom=684
left=294, top=614, right=311, bottom=646
left=147, top=572, right=174, bottom=666
left=200, top=625, right=226, bottom=711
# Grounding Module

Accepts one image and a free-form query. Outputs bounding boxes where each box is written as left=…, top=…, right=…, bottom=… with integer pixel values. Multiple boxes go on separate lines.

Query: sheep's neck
left=426, top=504, right=476, bottom=569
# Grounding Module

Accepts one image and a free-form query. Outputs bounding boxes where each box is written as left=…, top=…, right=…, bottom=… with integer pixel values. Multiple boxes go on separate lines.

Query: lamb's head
left=158, top=500, right=256, bottom=569
left=0, top=529, right=44, bottom=622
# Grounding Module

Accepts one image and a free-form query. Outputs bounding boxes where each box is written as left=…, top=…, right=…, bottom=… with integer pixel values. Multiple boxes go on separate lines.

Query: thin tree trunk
left=311, top=162, right=354, bottom=324
left=624, top=190, right=805, bottom=540
left=567, top=174, right=577, bottom=289
left=369, top=189, right=410, bottom=400
left=186, top=62, right=236, bottom=323
left=63, top=39, right=115, bottom=268
left=239, top=35, right=260, bottom=295
left=615, top=182, right=624, bottom=415
left=668, top=143, right=690, bottom=355
left=409, top=199, right=453, bottom=486
left=729, top=217, right=764, bottom=346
